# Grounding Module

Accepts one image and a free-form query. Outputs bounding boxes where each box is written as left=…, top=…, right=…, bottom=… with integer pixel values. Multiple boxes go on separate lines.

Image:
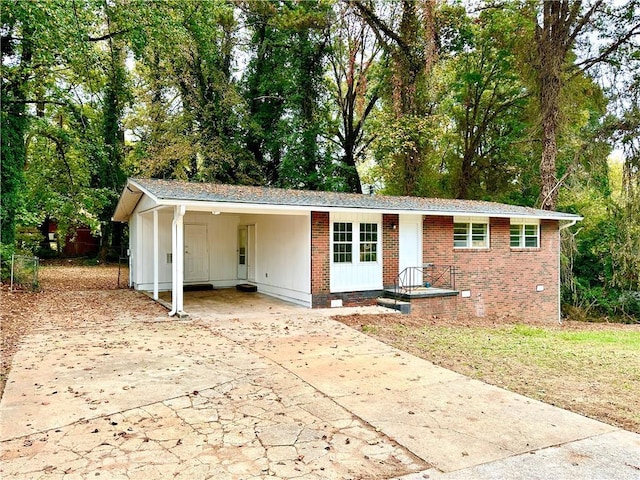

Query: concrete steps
left=376, top=296, right=411, bottom=314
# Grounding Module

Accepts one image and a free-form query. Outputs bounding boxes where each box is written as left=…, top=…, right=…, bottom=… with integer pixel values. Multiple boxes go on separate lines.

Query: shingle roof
left=125, top=178, right=580, bottom=221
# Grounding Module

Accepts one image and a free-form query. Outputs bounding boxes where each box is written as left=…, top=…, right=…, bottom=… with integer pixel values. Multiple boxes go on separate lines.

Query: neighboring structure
left=45, top=222, right=101, bottom=257
left=112, top=178, right=581, bottom=322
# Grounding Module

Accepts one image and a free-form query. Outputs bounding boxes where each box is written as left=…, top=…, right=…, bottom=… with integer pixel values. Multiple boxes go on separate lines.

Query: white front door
left=237, top=226, right=248, bottom=280
left=399, top=216, right=423, bottom=287
left=247, top=225, right=256, bottom=282
left=184, top=224, right=209, bottom=282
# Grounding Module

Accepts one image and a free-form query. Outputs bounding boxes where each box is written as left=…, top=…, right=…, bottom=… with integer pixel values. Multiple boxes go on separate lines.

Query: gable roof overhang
left=112, top=178, right=583, bottom=224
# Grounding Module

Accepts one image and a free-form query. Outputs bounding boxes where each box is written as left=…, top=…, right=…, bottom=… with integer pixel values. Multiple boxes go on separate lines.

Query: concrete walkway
left=1, top=292, right=639, bottom=479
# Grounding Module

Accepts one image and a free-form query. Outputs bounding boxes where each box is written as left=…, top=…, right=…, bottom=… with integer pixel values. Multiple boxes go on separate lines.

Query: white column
left=176, top=205, right=185, bottom=313
left=169, top=205, right=185, bottom=316
left=153, top=209, right=159, bottom=300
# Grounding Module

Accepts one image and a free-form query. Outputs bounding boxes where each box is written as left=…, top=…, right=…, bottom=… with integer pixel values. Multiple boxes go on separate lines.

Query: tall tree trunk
left=536, top=2, right=565, bottom=211
left=98, top=26, right=128, bottom=258
left=539, top=75, right=561, bottom=210
left=534, top=0, right=582, bottom=210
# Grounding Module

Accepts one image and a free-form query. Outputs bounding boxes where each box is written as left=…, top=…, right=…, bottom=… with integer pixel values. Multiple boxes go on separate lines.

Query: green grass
left=356, top=319, right=640, bottom=432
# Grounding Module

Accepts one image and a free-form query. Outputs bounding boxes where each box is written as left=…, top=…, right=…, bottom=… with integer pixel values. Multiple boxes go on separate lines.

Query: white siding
left=330, top=212, right=383, bottom=292
left=128, top=212, right=138, bottom=286
left=190, top=212, right=239, bottom=285
left=240, top=213, right=311, bottom=305
left=137, top=211, right=172, bottom=290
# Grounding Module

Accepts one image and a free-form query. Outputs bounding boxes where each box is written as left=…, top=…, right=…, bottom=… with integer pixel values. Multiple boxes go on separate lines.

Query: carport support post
left=169, top=205, right=186, bottom=316
left=153, top=209, right=159, bottom=300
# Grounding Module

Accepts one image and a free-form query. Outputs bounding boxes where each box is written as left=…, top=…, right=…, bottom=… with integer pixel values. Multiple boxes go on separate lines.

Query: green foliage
left=560, top=164, right=640, bottom=322
left=436, top=5, right=531, bottom=201
left=241, top=0, right=334, bottom=189
left=0, top=101, right=27, bottom=246
left=0, top=243, right=15, bottom=282
left=14, top=227, right=43, bottom=255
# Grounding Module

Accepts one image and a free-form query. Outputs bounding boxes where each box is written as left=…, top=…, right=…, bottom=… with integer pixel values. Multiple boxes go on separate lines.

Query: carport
left=113, top=179, right=314, bottom=317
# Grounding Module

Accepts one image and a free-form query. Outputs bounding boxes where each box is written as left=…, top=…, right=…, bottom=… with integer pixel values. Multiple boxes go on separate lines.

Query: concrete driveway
left=1, top=290, right=639, bottom=479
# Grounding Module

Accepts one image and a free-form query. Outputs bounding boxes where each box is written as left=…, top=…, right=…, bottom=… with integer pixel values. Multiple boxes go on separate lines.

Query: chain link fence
left=11, top=254, right=40, bottom=292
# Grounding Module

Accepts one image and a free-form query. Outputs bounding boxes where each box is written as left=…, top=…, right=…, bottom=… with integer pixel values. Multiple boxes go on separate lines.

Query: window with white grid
left=359, top=223, right=378, bottom=262
left=333, top=222, right=352, bottom=263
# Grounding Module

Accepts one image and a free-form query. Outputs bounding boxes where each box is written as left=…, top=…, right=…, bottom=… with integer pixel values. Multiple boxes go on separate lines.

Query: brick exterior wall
left=310, top=211, right=330, bottom=307
left=312, top=290, right=383, bottom=308
left=423, top=216, right=560, bottom=323
left=382, top=214, right=399, bottom=287
left=310, top=211, right=560, bottom=322
left=411, top=296, right=459, bottom=320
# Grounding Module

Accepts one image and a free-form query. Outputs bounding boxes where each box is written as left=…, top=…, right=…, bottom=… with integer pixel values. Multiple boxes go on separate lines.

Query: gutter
left=559, top=218, right=580, bottom=230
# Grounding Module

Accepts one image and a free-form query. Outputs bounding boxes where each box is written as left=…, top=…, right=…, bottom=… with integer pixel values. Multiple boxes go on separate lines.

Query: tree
left=350, top=0, right=438, bottom=195
left=326, top=3, right=382, bottom=193
left=129, top=0, right=259, bottom=184
left=2, top=1, right=49, bottom=246
left=241, top=0, right=333, bottom=190
left=1, top=0, right=154, bottom=256
left=438, top=4, right=530, bottom=201
left=523, top=0, right=640, bottom=210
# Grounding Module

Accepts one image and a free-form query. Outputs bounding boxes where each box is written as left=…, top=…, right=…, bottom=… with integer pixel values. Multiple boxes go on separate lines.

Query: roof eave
left=111, top=179, right=158, bottom=222
left=147, top=198, right=582, bottom=221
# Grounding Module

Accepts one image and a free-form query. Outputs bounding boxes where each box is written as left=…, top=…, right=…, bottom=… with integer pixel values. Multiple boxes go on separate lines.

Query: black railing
left=393, top=263, right=456, bottom=295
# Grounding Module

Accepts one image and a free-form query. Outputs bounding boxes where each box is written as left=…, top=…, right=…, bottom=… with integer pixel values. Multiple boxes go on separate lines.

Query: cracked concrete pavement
left=1, top=289, right=639, bottom=479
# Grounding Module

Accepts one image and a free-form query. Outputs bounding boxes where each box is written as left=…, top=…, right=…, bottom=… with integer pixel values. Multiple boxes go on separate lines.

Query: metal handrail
left=393, top=264, right=456, bottom=296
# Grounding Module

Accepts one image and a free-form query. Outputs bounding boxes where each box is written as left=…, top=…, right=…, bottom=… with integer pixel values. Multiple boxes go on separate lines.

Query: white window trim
left=331, top=220, right=381, bottom=264
left=510, top=218, right=540, bottom=248
left=453, top=216, right=490, bottom=249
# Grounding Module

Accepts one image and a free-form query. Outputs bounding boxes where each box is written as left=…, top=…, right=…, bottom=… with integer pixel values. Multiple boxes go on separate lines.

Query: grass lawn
left=338, top=314, right=640, bottom=433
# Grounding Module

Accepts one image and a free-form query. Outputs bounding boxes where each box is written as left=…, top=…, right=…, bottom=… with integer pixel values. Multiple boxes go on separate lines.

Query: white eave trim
left=150, top=198, right=582, bottom=222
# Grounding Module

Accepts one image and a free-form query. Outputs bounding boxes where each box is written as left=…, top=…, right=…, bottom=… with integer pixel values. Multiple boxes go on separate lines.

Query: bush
left=0, top=243, right=15, bottom=282
left=562, top=282, right=640, bottom=323
left=14, top=227, right=44, bottom=255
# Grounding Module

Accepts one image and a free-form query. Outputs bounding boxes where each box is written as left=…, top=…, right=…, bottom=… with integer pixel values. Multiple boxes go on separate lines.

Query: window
left=332, top=221, right=380, bottom=263
left=333, top=222, right=352, bottom=263
left=359, top=223, right=378, bottom=262
left=453, top=219, right=489, bottom=248
left=510, top=221, right=539, bottom=248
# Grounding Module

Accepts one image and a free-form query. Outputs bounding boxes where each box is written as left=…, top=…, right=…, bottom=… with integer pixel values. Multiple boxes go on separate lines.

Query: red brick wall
left=310, top=211, right=560, bottom=320
left=310, top=212, right=330, bottom=307
left=412, top=296, right=459, bottom=320
left=423, top=216, right=560, bottom=323
left=382, top=214, right=399, bottom=287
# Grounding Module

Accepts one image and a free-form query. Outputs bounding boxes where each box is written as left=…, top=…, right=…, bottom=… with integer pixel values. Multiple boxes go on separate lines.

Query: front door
left=184, top=224, right=209, bottom=282
left=237, top=226, right=248, bottom=280
left=399, top=216, right=423, bottom=287
left=247, top=225, right=256, bottom=282
left=237, top=225, right=256, bottom=281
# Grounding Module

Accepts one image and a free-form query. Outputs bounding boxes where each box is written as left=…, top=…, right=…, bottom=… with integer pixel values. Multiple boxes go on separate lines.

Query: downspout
left=153, top=209, right=159, bottom=300
left=557, top=218, right=579, bottom=324
left=168, top=205, right=186, bottom=316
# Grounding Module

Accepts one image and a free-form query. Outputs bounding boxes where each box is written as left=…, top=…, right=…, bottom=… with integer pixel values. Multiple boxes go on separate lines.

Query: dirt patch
left=336, top=312, right=640, bottom=434
left=1, top=264, right=166, bottom=397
